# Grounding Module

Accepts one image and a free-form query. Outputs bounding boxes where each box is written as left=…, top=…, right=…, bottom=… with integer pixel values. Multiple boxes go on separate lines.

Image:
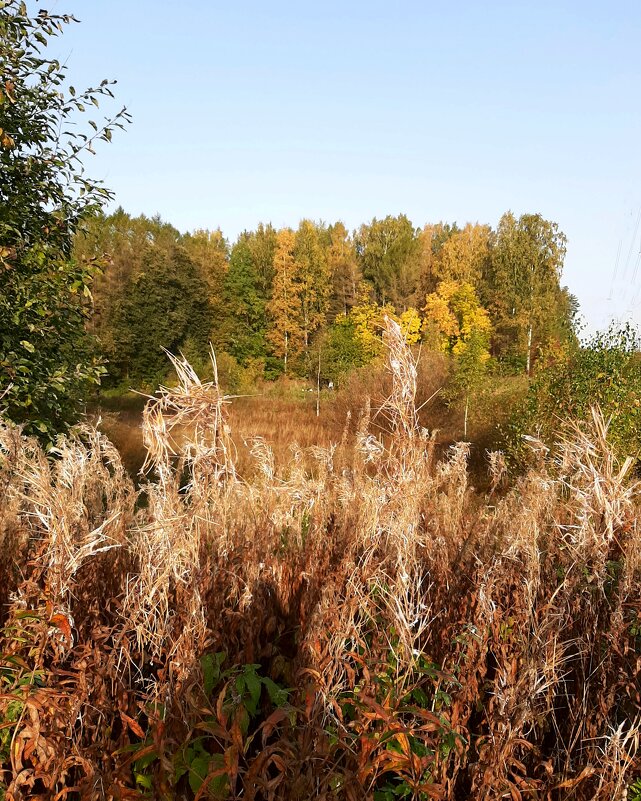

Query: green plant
left=126, top=653, right=293, bottom=799
left=629, top=777, right=641, bottom=801
left=335, top=633, right=463, bottom=800
left=506, top=323, right=641, bottom=463
left=0, top=1, right=130, bottom=439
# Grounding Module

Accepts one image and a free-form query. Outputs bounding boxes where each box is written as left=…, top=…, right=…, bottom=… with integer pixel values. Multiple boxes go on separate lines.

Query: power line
left=621, top=207, right=641, bottom=284
left=607, top=238, right=622, bottom=301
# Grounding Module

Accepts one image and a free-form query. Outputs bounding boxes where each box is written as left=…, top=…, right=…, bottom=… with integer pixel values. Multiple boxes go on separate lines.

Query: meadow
left=0, top=319, right=640, bottom=800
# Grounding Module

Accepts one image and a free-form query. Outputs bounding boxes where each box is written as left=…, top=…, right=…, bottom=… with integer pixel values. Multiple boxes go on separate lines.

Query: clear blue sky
left=53, top=0, right=641, bottom=332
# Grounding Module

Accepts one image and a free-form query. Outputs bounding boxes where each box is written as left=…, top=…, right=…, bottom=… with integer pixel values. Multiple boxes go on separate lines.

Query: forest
left=73, top=208, right=575, bottom=387
left=1, top=2, right=641, bottom=800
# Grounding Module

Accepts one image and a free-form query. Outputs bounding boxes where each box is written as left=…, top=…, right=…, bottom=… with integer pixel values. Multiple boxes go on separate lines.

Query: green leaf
left=262, top=677, right=289, bottom=707
left=187, top=755, right=211, bottom=793
left=243, top=666, right=262, bottom=714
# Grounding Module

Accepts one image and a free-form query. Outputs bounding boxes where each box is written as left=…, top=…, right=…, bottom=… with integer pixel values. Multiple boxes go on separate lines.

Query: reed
left=0, top=320, right=639, bottom=799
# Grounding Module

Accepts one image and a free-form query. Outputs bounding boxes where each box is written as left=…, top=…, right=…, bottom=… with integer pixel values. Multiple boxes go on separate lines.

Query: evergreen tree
left=181, top=227, right=229, bottom=343
left=220, top=235, right=269, bottom=364
left=327, top=221, right=361, bottom=319
left=110, top=246, right=210, bottom=382
left=74, top=210, right=181, bottom=344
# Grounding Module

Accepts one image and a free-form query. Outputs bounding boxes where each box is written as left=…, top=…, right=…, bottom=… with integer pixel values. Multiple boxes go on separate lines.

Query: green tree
left=0, top=2, right=129, bottom=438
left=246, top=222, right=277, bottom=297
left=110, top=246, right=211, bottom=383
left=355, top=214, right=420, bottom=308
left=73, top=209, right=181, bottom=346
left=181, top=227, right=229, bottom=342
left=326, top=221, right=361, bottom=318
left=322, top=315, right=369, bottom=381
left=220, top=234, right=269, bottom=364
left=486, top=212, right=570, bottom=373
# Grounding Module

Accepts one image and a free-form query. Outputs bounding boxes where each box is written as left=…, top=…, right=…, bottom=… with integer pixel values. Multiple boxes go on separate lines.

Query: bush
left=506, top=323, right=641, bottom=463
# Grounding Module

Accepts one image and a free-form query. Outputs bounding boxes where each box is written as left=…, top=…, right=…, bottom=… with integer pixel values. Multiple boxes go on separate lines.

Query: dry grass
left=91, top=385, right=339, bottom=480
left=1, top=320, right=640, bottom=800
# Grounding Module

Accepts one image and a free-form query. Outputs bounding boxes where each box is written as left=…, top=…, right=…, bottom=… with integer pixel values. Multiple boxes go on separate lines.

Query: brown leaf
left=120, top=711, right=144, bottom=739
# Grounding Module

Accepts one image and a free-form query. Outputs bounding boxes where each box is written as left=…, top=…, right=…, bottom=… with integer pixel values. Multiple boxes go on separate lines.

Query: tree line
left=74, top=209, right=577, bottom=388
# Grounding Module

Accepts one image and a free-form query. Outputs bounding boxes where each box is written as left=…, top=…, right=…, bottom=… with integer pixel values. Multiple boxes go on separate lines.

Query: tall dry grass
left=0, top=317, right=640, bottom=800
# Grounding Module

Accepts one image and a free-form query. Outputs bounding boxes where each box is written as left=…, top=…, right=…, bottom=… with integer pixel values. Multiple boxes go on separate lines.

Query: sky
left=51, top=0, right=641, bottom=333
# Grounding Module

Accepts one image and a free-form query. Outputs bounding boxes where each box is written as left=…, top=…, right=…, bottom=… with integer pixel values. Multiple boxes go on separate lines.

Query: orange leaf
left=260, top=707, right=289, bottom=746
left=49, top=613, right=72, bottom=643
left=120, top=711, right=145, bottom=739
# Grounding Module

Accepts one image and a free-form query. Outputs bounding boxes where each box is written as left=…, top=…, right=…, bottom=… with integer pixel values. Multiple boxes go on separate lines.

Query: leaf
left=48, top=613, right=72, bottom=643
left=193, top=754, right=228, bottom=801
left=260, top=707, right=289, bottom=746
left=200, top=653, right=217, bottom=697
left=262, top=677, right=289, bottom=706
left=120, top=711, right=145, bottom=739
left=243, top=666, right=262, bottom=714
left=188, top=754, right=211, bottom=793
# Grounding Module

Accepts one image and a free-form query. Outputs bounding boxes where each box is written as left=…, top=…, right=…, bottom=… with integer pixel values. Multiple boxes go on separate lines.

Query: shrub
left=506, top=323, right=641, bottom=463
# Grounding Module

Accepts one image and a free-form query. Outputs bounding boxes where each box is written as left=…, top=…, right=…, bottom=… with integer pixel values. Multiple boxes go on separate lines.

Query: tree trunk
left=284, top=331, right=288, bottom=374
left=464, top=394, right=469, bottom=439
left=526, top=323, right=533, bottom=375
left=316, top=348, right=321, bottom=418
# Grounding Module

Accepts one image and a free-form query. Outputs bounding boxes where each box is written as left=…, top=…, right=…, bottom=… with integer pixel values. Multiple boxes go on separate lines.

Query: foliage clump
left=0, top=0, right=129, bottom=438
left=507, top=323, right=641, bottom=464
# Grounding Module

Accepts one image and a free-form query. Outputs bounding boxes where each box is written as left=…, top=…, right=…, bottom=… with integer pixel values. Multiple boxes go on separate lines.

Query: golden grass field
left=1, top=320, right=639, bottom=800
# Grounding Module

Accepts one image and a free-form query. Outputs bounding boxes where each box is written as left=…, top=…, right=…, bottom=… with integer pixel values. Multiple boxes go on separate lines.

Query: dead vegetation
left=1, top=317, right=640, bottom=800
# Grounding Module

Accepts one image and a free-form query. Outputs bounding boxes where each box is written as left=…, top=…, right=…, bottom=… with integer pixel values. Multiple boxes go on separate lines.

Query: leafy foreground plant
left=0, top=320, right=640, bottom=799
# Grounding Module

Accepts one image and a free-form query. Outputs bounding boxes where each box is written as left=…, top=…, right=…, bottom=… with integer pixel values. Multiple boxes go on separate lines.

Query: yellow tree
left=399, top=308, right=422, bottom=344
left=266, top=229, right=304, bottom=372
left=416, top=222, right=459, bottom=296
left=294, top=220, right=330, bottom=349
left=423, top=281, right=492, bottom=436
left=346, top=285, right=397, bottom=360
left=435, top=223, right=492, bottom=287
